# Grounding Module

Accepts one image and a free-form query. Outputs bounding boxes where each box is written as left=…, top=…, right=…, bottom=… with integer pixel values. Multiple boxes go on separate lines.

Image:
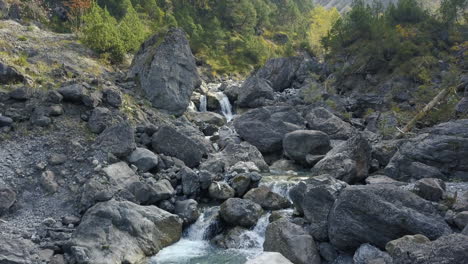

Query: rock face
left=264, top=220, right=321, bottom=264
left=328, top=185, right=451, bottom=251
left=152, top=126, right=208, bottom=168
left=243, top=186, right=291, bottom=210
left=68, top=200, right=183, bottom=264
left=129, top=28, right=201, bottom=116
left=245, top=252, right=294, bottom=264
left=283, top=130, right=331, bottom=166
left=0, top=234, right=36, bottom=264
left=312, top=133, right=371, bottom=183
left=385, top=119, right=468, bottom=181
left=234, top=106, right=305, bottom=154
left=0, top=187, right=16, bottom=215
left=96, top=121, right=136, bottom=157
left=304, top=107, right=354, bottom=140
left=0, top=61, right=25, bottom=84
left=237, top=76, right=274, bottom=108
left=255, top=57, right=303, bottom=92
left=386, top=234, right=468, bottom=264
left=219, top=198, right=263, bottom=228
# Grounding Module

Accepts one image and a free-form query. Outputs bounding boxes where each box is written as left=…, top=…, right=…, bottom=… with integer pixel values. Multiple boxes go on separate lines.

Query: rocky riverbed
left=1, top=19, right=468, bottom=264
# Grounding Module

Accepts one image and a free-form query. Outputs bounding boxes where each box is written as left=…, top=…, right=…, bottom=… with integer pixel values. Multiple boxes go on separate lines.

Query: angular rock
left=454, top=211, right=468, bottom=230
left=179, top=167, right=200, bottom=196
left=304, top=107, right=354, bottom=140
left=283, top=130, right=331, bottom=166
left=88, top=107, right=112, bottom=134
left=8, top=87, right=29, bottom=100
left=243, top=186, right=291, bottom=210
left=255, top=57, right=302, bottom=92
left=130, top=178, right=174, bottom=204
left=353, top=243, right=393, bottom=264
left=128, top=148, right=159, bottom=172
left=82, top=91, right=102, bottom=108
left=413, top=178, right=446, bottom=202
left=58, top=84, right=86, bottom=103
left=0, top=187, right=16, bottom=215
left=96, top=121, right=136, bottom=157
left=219, top=198, right=263, bottom=228
left=68, top=200, right=183, bottom=264
left=102, top=88, right=122, bottom=108
left=234, top=106, right=305, bottom=154
left=174, top=199, right=200, bottom=225
left=230, top=174, right=251, bottom=196
left=209, top=182, right=235, bottom=200
left=129, top=28, right=201, bottom=116
left=152, top=126, right=208, bottom=168
left=328, top=185, right=452, bottom=251
left=237, top=76, right=274, bottom=108
left=264, top=220, right=321, bottom=264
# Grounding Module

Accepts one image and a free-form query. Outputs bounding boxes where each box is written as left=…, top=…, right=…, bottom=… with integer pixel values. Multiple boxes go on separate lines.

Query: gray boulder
left=283, top=130, right=331, bottom=166
left=96, top=121, right=136, bottom=157
left=353, top=243, right=393, bottom=264
left=312, top=133, right=372, bottom=183
left=412, top=178, right=446, bottom=202
left=245, top=252, right=293, bottom=264
left=230, top=174, right=251, bottom=196
left=178, top=167, right=200, bottom=196
left=255, top=57, right=302, bottom=92
left=0, top=62, right=25, bottom=84
left=129, top=28, right=200, bottom=116
left=304, top=107, right=354, bottom=140
left=209, top=182, right=235, bottom=201
left=386, top=234, right=468, bottom=264
left=243, top=186, right=291, bottom=210
left=174, top=199, right=200, bottom=225
left=328, top=185, right=452, bottom=251
left=130, top=178, right=174, bottom=205
left=58, top=84, right=87, bottom=103
left=289, top=176, right=347, bottom=241
left=219, top=198, right=263, bottom=228
left=237, top=76, right=274, bottom=108
left=385, top=119, right=468, bottom=181
left=234, top=106, right=305, bottom=154
left=264, top=220, right=321, bottom=264
left=0, top=187, right=16, bottom=215
left=0, top=235, right=36, bottom=264
left=102, top=88, right=122, bottom=108
left=88, top=107, right=112, bottom=134
left=152, top=126, right=208, bottom=168
left=128, top=148, right=159, bottom=172
left=68, top=200, right=183, bottom=264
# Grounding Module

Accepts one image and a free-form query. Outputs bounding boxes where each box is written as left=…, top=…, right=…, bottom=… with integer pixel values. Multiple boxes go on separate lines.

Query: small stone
left=42, top=217, right=56, bottom=227
left=40, top=170, right=59, bottom=193
left=48, top=153, right=67, bottom=165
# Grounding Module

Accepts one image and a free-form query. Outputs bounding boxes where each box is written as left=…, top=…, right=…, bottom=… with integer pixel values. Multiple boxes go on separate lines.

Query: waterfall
left=199, top=95, right=207, bottom=112
left=215, top=92, right=233, bottom=122
left=260, top=181, right=296, bottom=201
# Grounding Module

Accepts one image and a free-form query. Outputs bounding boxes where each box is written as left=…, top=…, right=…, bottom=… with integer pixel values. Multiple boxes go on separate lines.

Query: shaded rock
left=255, top=57, right=302, bottom=92
left=0, top=187, right=16, bottom=215
left=174, top=199, right=200, bottom=225
left=129, top=28, right=200, bottom=116
left=96, top=121, right=136, bottom=157
left=46, top=90, right=63, bottom=104
left=58, top=84, right=86, bottom=103
left=245, top=252, right=293, bottom=264
left=244, top=186, right=291, bottom=210
left=198, top=170, right=214, bottom=190
left=0, top=61, right=25, bottom=84
left=304, top=107, right=354, bottom=140
left=328, top=185, right=452, bottom=251
left=82, top=91, right=102, bottom=108
left=128, top=148, right=159, bottom=172
left=454, top=211, right=468, bottom=230
left=102, top=88, right=122, bottom=108
left=213, top=226, right=260, bottom=249
left=237, top=76, right=274, bottom=108
left=264, top=220, right=321, bottom=264
left=312, top=133, right=372, bottom=183
left=179, top=167, right=200, bottom=196
left=230, top=174, right=251, bottom=196
left=219, top=198, right=263, bottom=228
left=353, top=243, right=393, bottom=264
left=0, top=115, right=13, bottom=128
left=152, top=126, right=208, bottom=168
left=283, top=130, right=331, bottom=166
left=68, top=200, right=183, bottom=264
left=413, top=178, right=446, bottom=202
left=386, top=234, right=468, bottom=264
left=209, top=182, right=235, bottom=200
left=234, top=106, right=305, bottom=154
left=8, top=87, right=29, bottom=100
left=318, top=242, right=338, bottom=263
left=88, top=107, right=112, bottom=134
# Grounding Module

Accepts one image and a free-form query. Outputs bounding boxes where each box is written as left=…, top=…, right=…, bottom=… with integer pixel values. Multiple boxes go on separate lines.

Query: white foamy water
left=199, top=95, right=207, bottom=112
left=215, top=92, right=234, bottom=122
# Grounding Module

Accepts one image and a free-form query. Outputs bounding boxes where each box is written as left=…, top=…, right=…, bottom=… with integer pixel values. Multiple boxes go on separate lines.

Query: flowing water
left=215, top=92, right=234, bottom=122
left=199, top=95, right=207, bottom=112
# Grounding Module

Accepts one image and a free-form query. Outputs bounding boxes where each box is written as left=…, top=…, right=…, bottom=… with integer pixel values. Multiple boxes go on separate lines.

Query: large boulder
left=129, top=28, right=201, bottom=116
left=96, top=121, right=136, bottom=157
left=304, top=107, right=354, bottom=140
left=219, top=198, right=263, bottom=228
left=0, top=61, right=25, bottom=84
left=289, top=176, right=347, bottom=241
left=255, top=57, right=303, bottom=92
left=234, top=106, right=305, bottom=154
left=130, top=178, right=174, bottom=205
left=237, top=76, right=274, bottom=108
left=0, top=235, right=36, bottom=264
left=385, top=119, right=468, bottom=181
left=243, top=186, right=291, bottom=210
left=58, top=84, right=87, bottom=103
left=283, top=130, right=331, bottom=166
left=127, top=148, right=159, bottom=172
left=68, top=200, right=183, bottom=264
left=245, top=252, right=293, bottom=264
left=312, top=133, right=372, bottom=183
left=353, top=243, right=393, bottom=264
left=328, top=185, right=452, bottom=251
left=264, top=220, right=321, bottom=264
left=152, top=126, right=208, bottom=168
left=386, top=234, right=468, bottom=264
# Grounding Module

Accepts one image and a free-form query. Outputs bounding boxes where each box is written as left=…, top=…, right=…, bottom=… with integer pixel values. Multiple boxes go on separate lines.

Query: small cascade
left=235, top=213, right=271, bottom=251
left=199, top=95, right=207, bottom=112
left=215, top=92, right=233, bottom=122
left=260, top=180, right=296, bottom=201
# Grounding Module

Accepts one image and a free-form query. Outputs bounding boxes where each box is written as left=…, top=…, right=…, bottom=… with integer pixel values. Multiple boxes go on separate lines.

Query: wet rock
left=152, top=126, right=208, bottom=168
left=245, top=252, right=293, bottom=264
left=234, top=106, right=305, bottom=154
left=129, top=28, right=200, bottom=116
left=353, top=243, right=393, bottom=264
left=244, top=186, right=291, bottom=210
left=328, top=185, right=452, bottom=251
left=264, top=220, right=321, bottom=264
left=0, top=187, right=16, bottom=215
left=88, top=107, right=112, bottom=134
left=96, top=121, right=136, bottom=157
left=219, top=198, right=263, bottom=228
left=231, top=174, right=251, bottom=196
left=174, top=199, right=200, bottom=225
left=130, top=178, right=174, bottom=204
left=312, top=133, right=372, bottom=184
left=214, top=226, right=257, bottom=249
left=209, top=182, right=235, bottom=200
left=237, top=76, right=274, bottom=108
left=128, top=148, right=159, bottom=172
left=304, top=107, right=354, bottom=140
left=413, top=178, right=446, bottom=202
left=283, top=130, right=331, bottom=166
left=68, top=200, right=183, bottom=264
